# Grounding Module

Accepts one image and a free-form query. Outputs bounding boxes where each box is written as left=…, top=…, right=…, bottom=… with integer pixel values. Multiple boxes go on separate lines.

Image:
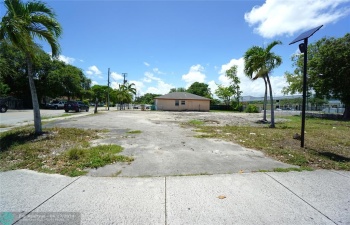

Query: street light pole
left=289, top=25, right=323, bottom=148
left=300, top=39, right=308, bottom=147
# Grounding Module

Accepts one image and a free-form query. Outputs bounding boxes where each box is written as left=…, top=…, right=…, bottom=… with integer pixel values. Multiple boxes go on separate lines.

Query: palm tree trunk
left=263, top=76, right=268, bottom=122
left=266, top=75, right=275, bottom=128
left=27, top=55, right=42, bottom=134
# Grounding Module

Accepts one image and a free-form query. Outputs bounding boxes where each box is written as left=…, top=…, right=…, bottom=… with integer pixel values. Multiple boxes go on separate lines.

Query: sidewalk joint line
left=12, top=176, right=82, bottom=225
left=265, top=173, right=338, bottom=225
left=165, top=176, right=168, bottom=225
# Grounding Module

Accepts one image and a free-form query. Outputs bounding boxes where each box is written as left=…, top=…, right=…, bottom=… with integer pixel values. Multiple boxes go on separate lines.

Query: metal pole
left=107, top=68, right=110, bottom=111
left=301, top=38, right=308, bottom=148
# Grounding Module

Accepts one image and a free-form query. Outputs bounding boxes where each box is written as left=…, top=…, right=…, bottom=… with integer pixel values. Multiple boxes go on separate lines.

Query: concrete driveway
left=43, top=110, right=296, bottom=177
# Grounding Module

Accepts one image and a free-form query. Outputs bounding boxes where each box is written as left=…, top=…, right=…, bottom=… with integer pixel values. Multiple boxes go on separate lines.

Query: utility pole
left=122, top=73, right=127, bottom=84
left=107, top=68, right=110, bottom=111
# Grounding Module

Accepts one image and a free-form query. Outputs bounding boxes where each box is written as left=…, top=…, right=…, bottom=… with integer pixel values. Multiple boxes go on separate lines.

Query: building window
left=175, top=100, right=179, bottom=106
left=181, top=100, right=185, bottom=105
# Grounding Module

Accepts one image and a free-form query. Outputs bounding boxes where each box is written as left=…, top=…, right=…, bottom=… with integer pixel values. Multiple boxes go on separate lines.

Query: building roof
left=155, top=92, right=210, bottom=100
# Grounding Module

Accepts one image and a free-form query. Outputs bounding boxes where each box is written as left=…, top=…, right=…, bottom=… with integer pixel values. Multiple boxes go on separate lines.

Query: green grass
left=187, top=115, right=350, bottom=170
left=0, top=124, right=12, bottom=128
left=186, top=119, right=205, bottom=126
left=41, top=113, right=73, bottom=120
left=0, top=127, right=133, bottom=176
left=127, top=130, right=142, bottom=134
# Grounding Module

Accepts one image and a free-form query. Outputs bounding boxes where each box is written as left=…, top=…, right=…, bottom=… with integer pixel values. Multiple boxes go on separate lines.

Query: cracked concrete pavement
left=43, top=110, right=296, bottom=177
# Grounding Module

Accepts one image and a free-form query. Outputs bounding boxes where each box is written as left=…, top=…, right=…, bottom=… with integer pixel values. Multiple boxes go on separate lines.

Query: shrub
left=245, top=104, right=259, bottom=113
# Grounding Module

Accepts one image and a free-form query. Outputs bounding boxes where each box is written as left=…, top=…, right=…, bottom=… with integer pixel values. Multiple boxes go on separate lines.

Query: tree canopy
left=135, top=93, right=161, bottom=104
left=0, top=42, right=91, bottom=105
left=169, top=87, right=187, bottom=93
left=186, top=82, right=212, bottom=98
left=215, top=85, right=235, bottom=106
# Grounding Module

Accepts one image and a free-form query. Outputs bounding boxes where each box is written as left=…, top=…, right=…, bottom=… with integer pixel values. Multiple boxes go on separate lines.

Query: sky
left=1, top=0, right=350, bottom=98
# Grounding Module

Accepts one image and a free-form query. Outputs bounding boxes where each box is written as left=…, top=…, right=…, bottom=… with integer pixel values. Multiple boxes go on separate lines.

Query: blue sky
left=2, top=0, right=350, bottom=97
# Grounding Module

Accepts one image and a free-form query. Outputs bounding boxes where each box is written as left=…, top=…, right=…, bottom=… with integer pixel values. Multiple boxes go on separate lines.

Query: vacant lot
left=1, top=110, right=349, bottom=176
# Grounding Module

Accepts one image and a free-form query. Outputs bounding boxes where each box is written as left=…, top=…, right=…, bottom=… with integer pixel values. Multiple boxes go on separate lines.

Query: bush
left=245, top=104, right=259, bottom=113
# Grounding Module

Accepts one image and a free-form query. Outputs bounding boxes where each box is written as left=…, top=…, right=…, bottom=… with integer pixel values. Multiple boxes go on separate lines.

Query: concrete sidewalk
left=1, top=170, right=349, bottom=225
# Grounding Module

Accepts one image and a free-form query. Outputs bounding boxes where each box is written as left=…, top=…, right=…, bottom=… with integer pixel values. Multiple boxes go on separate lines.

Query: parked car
left=64, top=101, right=89, bottom=112
left=48, top=100, right=66, bottom=109
left=0, top=103, right=8, bottom=113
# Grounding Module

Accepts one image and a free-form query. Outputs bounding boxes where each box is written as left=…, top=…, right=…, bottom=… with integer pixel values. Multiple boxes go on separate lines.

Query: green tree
left=0, top=0, right=62, bottom=134
left=91, top=85, right=111, bottom=113
left=0, top=42, right=29, bottom=101
left=215, top=85, right=235, bottom=107
left=244, top=41, right=282, bottom=127
left=135, top=93, right=161, bottom=104
left=283, top=34, right=350, bottom=119
left=187, top=82, right=212, bottom=98
left=117, top=83, right=136, bottom=110
left=169, top=87, right=187, bottom=93
left=225, top=66, right=242, bottom=110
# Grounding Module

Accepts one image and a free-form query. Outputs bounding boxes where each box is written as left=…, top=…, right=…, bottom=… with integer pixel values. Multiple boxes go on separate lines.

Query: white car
left=48, top=100, right=66, bottom=109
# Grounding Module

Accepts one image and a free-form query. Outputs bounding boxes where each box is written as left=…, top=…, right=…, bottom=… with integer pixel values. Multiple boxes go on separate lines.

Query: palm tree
left=244, top=41, right=282, bottom=128
left=117, top=83, right=136, bottom=110
left=0, top=0, right=62, bottom=134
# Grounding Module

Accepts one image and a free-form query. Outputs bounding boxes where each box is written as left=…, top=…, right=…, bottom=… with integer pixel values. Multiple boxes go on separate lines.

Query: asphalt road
left=0, top=109, right=91, bottom=132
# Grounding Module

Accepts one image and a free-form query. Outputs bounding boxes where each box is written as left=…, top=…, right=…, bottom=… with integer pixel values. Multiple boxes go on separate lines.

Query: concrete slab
left=0, top=169, right=77, bottom=212
left=28, top=176, right=165, bottom=225
left=166, top=173, right=334, bottom=225
left=267, top=170, right=350, bottom=225
left=331, top=170, right=350, bottom=178
left=46, top=111, right=295, bottom=177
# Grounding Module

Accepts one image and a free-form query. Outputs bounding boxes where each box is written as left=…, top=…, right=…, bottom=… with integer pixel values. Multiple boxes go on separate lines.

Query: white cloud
left=182, top=64, right=206, bottom=87
left=111, top=72, right=123, bottom=81
left=218, top=58, right=287, bottom=97
left=208, top=80, right=218, bottom=97
left=244, top=0, right=350, bottom=38
left=153, top=67, right=165, bottom=75
left=144, top=72, right=162, bottom=83
left=144, top=62, right=150, bottom=67
left=86, top=65, right=102, bottom=76
left=91, top=80, right=99, bottom=86
left=138, top=72, right=174, bottom=95
left=110, top=82, right=121, bottom=89
left=58, top=55, right=75, bottom=64
left=126, top=80, right=145, bottom=96
left=146, top=80, right=174, bottom=95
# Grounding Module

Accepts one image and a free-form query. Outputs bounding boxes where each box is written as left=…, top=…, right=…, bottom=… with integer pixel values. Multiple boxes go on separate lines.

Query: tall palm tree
left=244, top=41, right=282, bottom=128
left=0, top=0, right=62, bottom=134
left=117, top=83, right=136, bottom=110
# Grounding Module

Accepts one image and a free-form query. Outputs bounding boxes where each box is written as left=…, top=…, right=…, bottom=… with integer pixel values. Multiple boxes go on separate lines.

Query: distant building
left=154, top=92, right=210, bottom=111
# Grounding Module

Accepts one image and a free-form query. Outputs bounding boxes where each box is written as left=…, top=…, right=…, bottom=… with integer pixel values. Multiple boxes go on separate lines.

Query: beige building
left=154, top=92, right=210, bottom=111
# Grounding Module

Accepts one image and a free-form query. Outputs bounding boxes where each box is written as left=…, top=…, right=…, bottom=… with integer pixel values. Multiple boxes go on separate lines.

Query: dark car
left=0, top=103, right=8, bottom=113
left=64, top=101, right=89, bottom=112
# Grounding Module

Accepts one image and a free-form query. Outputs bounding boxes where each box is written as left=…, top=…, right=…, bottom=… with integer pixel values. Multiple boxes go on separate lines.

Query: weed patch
left=188, top=116, right=350, bottom=170
left=0, top=127, right=133, bottom=176
left=127, top=130, right=142, bottom=134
